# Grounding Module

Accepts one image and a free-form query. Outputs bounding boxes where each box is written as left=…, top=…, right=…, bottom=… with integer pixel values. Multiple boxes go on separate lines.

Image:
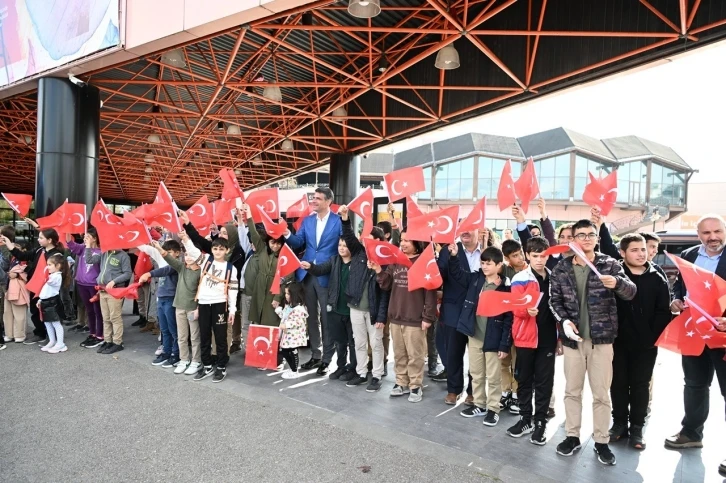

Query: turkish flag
left=407, top=244, right=441, bottom=291
left=103, top=282, right=143, bottom=300
left=245, top=188, right=280, bottom=223
left=348, top=187, right=374, bottom=239
left=245, top=324, right=282, bottom=369
left=154, top=182, right=174, bottom=204
left=666, top=252, right=726, bottom=317
left=476, top=282, right=539, bottom=317
left=331, top=204, right=340, bottom=213
left=293, top=213, right=310, bottom=232
left=187, top=195, right=213, bottom=236
left=26, top=251, right=48, bottom=295
left=2, top=193, right=32, bottom=217
left=96, top=211, right=152, bottom=251
left=364, top=239, right=412, bottom=268
left=271, top=244, right=302, bottom=294
left=213, top=199, right=236, bottom=226
left=497, top=160, right=517, bottom=212
left=37, top=201, right=87, bottom=235
left=91, top=200, right=122, bottom=228
left=542, top=244, right=571, bottom=257
left=146, top=202, right=182, bottom=233
left=582, top=170, right=618, bottom=216
left=384, top=166, right=426, bottom=202
left=286, top=195, right=310, bottom=219
left=219, top=168, right=244, bottom=201
left=656, top=309, right=707, bottom=356
left=457, top=197, right=486, bottom=236
left=134, top=252, right=153, bottom=282
left=513, top=158, right=540, bottom=213
left=405, top=205, right=460, bottom=244
left=259, top=208, right=287, bottom=239
left=406, top=196, right=424, bottom=219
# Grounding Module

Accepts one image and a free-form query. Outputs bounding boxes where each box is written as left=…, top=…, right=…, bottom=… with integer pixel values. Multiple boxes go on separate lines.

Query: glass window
left=574, top=155, right=615, bottom=201
left=650, top=163, right=663, bottom=204
left=419, top=167, right=432, bottom=200
left=433, top=157, right=474, bottom=200
left=477, top=157, right=519, bottom=200
left=536, top=154, right=570, bottom=199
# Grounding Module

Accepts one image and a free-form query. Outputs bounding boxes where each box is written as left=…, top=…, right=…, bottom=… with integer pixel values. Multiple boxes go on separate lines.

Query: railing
left=608, top=205, right=670, bottom=235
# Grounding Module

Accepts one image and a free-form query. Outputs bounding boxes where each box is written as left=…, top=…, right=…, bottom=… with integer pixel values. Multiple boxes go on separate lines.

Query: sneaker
left=80, top=336, right=95, bottom=347
left=408, top=387, right=423, bottom=403
left=174, top=360, right=190, bottom=374
left=499, top=393, right=512, bottom=410
left=152, top=354, right=169, bottom=366
left=629, top=425, right=646, bottom=450
left=594, top=443, right=616, bottom=465
left=509, top=397, right=521, bottom=415
left=609, top=422, right=629, bottom=442
left=507, top=418, right=534, bottom=438
left=14, top=338, right=25, bottom=343
left=0, top=343, right=5, bottom=350
left=48, top=344, right=68, bottom=354
left=547, top=407, right=556, bottom=419
left=340, top=369, right=356, bottom=382
left=86, top=338, right=103, bottom=349
left=431, top=370, right=448, bottom=382
left=131, top=317, right=147, bottom=327
left=23, top=335, right=44, bottom=345
left=229, top=342, right=242, bottom=354
left=366, top=378, right=382, bottom=392
left=556, top=436, right=582, bottom=456
left=73, top=324, right=85, bottom=332
left=40, top=340, right=55, bottom=352
left=315, top=362, right=330, bottom=375
left=329, top=367, right=347, bottom=380
left=185, top=361, right=201, bottom=375
left=38, top=339, right=49, bottom=347
left=300, top=357, right=321, bottom=370
left=346, top=374, right=368, bottom=387
left=390, top=384, right=410, bottom=397
left=664, top=432, right=703, bottom=449
left=96, top=342, right=111, bottom=353
left=460, top=406, right=487, bottom=418
left=154, top=345, right=164, bottom=356
left=429, top=367, right=445, bottom=378
left=281, top=369, right=301, bottom=380
left=482, top=411, right=499, bottom=427
left=3, top=336, right=12, bottom=342
left=162, top=355, right=181, bottom=368
left=212, top=367, right=227, bottom=383
left=530, top=420, right=547, bottom=446
left=103, top=343, right=124, bottom=354
left=193, top=365, right=214, bottom=381
left=719, top=459, right=726, bottom=477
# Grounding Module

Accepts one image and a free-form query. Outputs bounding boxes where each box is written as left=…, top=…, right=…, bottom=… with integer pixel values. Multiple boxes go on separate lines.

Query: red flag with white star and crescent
left=407, top=243, right=441, bottom=291
left=244, top=324, right=282, bottom=369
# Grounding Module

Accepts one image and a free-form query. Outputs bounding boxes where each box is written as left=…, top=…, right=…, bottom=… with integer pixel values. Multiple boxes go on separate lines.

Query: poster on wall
left=0, top=0, right=120, bottom=87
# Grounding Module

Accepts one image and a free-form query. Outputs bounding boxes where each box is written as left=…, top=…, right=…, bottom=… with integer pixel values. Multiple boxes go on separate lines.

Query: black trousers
left=281, top=348, right=300, bottom=371
left=680, top=347, right=726, bottom=441
left=610, top=343, right=658, bottom=427
left=29, top=297, right=46, bottom=338
left=199, top=302, right=229, bottom=368
left=441, top=324, right=472, bottom=395
left=514, top=346, right=556, bottom=422
left=329, top=311, right=356, bottom=370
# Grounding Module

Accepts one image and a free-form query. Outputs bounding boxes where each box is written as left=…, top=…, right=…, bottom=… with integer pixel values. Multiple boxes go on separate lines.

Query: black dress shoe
left=316, top=362, right=329, bottom=375
left=132, top=317, right=147, bottom=327
left=301, top=358, right=321, bottom=370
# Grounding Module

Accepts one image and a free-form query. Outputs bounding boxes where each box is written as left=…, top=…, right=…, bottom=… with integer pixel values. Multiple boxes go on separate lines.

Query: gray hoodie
left=86, top=249, right=132, bottom=287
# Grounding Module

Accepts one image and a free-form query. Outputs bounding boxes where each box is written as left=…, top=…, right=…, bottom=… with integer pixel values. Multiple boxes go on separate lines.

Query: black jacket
left=598, top=225, right=670, bottom=282
left=437, top=242, right=472, bottom=329
left=308, top=218, right=390, bottom=324
left=616, top=262, right=672, bottom=349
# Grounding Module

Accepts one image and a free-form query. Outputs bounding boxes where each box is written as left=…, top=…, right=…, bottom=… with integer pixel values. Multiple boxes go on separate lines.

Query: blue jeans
left=157, top=297, right=178, bottom=357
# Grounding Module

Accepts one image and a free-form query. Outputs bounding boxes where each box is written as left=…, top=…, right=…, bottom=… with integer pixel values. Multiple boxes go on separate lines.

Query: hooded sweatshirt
left=67, top=240, right=100, bottom=286
left=376, top=255, right=437, bottom=327
left=87, top=249, right=132, bottom=287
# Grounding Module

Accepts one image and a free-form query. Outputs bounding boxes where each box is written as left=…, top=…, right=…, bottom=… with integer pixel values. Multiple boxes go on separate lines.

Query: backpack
left=194, top=255, right=234, bottom=307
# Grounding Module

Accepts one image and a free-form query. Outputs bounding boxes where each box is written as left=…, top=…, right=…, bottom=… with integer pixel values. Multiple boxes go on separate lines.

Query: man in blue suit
left=284, top=187, right=343, bottom=373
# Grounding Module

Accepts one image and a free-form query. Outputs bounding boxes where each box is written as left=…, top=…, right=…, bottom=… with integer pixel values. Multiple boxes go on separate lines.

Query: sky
left=370, top=39, right=726, bottom=184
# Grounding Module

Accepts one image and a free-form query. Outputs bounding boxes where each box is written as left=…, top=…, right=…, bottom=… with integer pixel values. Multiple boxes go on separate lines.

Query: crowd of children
left=1, top=190, right=725, bottom=477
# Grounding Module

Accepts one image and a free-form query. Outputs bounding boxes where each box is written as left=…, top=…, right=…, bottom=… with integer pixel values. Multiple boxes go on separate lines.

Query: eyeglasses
left=574, top=233, right=599, bottom=241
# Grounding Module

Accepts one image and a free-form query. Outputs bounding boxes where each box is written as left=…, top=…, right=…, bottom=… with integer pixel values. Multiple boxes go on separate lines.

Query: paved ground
left=2, top=310, right=725, bottom=483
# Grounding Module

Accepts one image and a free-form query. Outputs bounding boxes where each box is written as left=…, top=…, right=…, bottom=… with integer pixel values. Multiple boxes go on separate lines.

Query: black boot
left=132, top=316, right=147, bottom=327
left=629, top=425, right=646, bottom=450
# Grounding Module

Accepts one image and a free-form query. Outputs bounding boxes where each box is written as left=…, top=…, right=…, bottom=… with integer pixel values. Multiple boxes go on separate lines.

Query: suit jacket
left=286, top=212, right=342, bottom=288
left=673, top=244, right=726, bottom=302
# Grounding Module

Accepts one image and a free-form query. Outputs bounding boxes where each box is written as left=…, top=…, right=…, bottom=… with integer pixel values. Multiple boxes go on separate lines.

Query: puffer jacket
left=447, top=253, right=514, bottom=353
left=549, top=252, right=637, bottom=349
left=511, top=266, right=557, bottom=349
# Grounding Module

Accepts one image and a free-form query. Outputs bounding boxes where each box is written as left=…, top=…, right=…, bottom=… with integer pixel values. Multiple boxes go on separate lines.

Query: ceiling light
left=147, top=134, right=161, bottom=144
left=281, top=139, right=294, bottom=151
left=332, top=106, right=347, bottom=118
left=144, top=150, right=154, bottom=163
left=161, top=48, right=187, bottom=68
left=262, top=82, right=282, bottom=102
left=144, top=175, right=151, bottom=181
left=302, top=12, right=314, bottom=25
left=377, top=54, right=389, bottom=73
left=435, top=44, right=460, bottom=70
left=252, top=157, right=263, bottom=166
left=348, top=0, right=381, bottom=18
left=226, top=124, right=241, bottom=135
left=234, top=168, right=242, bottom=175
left=145, top=165, right=153, bottom=173
left=23, top=135, right=32, bottom=145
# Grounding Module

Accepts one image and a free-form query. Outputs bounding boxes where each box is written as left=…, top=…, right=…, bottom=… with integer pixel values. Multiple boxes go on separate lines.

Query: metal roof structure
left=0, top=0, right=721, bottom=204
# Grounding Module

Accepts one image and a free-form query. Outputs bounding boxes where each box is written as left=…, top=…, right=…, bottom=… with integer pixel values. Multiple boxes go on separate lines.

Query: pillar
left=35, top=77, right=99, bottom=217
left=328, top=153, right=360, bottom=204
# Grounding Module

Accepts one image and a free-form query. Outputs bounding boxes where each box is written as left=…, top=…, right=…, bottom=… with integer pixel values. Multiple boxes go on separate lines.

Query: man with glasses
left=549, top=220, right=636, bottom=466
left=285, top=187, right=343, bottom=374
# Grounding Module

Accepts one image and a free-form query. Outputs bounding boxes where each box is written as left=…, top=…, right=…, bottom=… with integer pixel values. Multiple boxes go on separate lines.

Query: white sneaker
left=174, top=360, right=190, bottom=374
left=154, top=345, right=163, bottom=356
left=184, top=361, right=201, bottom=375
left=277, top=363, right=285, bottom=371
left=48, top=344, right=67, bottom=354
left=40, top=341, right=55, bottom=352
left=281, top=369, right=301, bottom=380
left=3, top=336, right=12, bottom=342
